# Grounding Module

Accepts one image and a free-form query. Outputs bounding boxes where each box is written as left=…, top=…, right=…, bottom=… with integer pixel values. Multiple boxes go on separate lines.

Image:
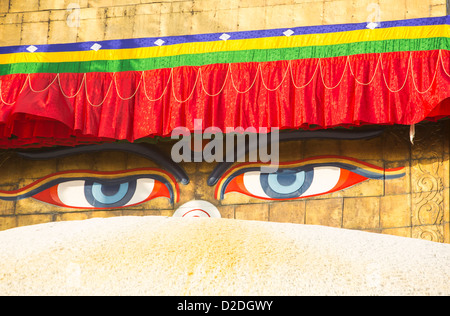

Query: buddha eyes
left=217, top=166, right=365, bottom=200
left=0, top=169, right=179, bottom=210
left=34, top=178, right=172, bottom=209
left=215, top=156, right=406, bottom=201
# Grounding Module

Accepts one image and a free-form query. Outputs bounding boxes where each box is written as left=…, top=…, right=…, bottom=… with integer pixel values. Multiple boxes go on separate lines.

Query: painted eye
left=216, top=156, right=406, bottom=201
left=2, top=168, right=181, bottom=209
left=33, top=178, right=171, bottom=209
left=222, top=167, right=366, bottom=200
left=242, top=167, right=344, bottom=199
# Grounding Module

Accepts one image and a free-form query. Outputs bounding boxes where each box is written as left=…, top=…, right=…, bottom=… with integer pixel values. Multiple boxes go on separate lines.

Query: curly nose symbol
left=173, top=200, right=221, bottom=218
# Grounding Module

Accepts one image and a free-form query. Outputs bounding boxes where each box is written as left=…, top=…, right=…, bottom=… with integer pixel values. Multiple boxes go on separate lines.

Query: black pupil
left=277, top=173, right=298, bottom=186
left=101, top=183, right=122, bottom=196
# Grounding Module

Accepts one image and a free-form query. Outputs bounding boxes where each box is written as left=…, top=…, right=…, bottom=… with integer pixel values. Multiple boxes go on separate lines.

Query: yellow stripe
left=0, top=24, right=448, bottom=65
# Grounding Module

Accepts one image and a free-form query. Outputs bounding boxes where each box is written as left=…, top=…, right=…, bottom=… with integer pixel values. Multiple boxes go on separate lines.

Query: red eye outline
left=33, top=179, right=172, bottom=209
left=222, top=168, right=368, bottom=201
left=0, top=168, right=179, bottom=209
left=215, top=156, right=405, bottom=201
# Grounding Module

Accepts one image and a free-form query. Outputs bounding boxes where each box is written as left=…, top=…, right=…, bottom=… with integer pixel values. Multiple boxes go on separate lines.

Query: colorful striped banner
left=0, top=16, right=448, bottom=75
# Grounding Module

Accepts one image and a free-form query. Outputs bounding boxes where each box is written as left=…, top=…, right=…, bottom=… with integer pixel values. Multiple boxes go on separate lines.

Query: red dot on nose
left=182, top=209, right=211, bottom=217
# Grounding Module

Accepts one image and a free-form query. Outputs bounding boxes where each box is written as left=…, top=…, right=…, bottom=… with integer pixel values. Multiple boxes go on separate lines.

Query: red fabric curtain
left=0, top=50, right=449, bottom=148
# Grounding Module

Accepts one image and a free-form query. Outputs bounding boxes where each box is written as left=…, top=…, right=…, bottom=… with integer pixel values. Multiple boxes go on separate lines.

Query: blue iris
left=260, top=168, right=314, bottom=199
left=267, top=171, right=306, bottom=194
left=91, top=182, right=129, bottom=204
left=84, top=180, right=137, bottom=208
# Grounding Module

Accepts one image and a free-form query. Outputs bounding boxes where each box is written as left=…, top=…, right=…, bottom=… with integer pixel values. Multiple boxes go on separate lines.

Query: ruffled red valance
left=0, top=17, right=449, bottom=148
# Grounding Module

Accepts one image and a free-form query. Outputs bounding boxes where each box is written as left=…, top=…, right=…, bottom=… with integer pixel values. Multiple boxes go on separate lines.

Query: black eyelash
left=17, top=143, right=190, bottom=185
left=207, top=129, right=385, bottom=186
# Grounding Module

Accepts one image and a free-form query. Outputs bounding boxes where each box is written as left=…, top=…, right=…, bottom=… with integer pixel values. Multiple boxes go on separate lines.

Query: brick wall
left=0, top=0, right=447, bottom=46
left=0, top=122, right=448, bottom=243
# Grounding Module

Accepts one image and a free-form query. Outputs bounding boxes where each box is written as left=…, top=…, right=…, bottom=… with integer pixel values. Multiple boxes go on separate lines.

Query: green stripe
left=1, top=37, right=448, bottom=75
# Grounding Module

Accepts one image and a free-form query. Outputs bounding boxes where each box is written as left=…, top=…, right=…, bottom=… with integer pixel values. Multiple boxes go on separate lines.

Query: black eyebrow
left=17, top=143, right=190, bottom=185
left=207, top=128, right=385, bottom=186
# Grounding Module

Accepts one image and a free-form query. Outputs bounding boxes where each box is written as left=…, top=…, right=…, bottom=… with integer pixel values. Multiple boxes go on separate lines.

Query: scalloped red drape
left=0, top=51, right=449, bottom=148
left=0, top=16, right=449, bottom=148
